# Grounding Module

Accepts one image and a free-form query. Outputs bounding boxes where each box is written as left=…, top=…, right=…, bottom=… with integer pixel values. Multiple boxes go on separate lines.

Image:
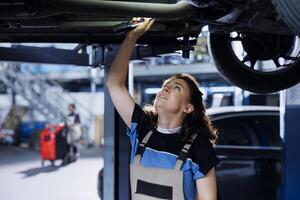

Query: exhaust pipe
left=0, top=0, right=200, bottom=19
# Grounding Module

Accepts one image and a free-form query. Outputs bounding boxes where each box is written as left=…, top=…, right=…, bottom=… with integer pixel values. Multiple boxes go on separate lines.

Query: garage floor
left=0, top=145, right=103, bottom=200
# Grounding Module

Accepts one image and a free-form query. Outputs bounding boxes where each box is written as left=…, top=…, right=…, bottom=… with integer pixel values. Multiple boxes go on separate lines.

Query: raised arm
left=106, top=18, right=155, bottom=128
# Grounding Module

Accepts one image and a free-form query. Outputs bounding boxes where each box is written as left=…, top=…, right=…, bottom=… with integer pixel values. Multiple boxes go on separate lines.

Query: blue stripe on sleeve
left=128, top=122, right=139, bottom=163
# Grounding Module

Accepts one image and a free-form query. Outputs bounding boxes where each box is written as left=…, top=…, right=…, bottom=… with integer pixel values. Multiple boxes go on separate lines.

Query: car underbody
left=0, top=0, right=299, bottom=93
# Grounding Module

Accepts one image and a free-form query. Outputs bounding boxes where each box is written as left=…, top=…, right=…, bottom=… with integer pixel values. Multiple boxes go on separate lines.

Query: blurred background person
left=65, top=103, right=82, bottom=164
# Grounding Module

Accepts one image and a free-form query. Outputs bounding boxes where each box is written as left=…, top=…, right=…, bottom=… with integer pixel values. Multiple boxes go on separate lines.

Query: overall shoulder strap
left=174, top=133, right=198, bottom=170
left=133, top=129, right=154, bottom=164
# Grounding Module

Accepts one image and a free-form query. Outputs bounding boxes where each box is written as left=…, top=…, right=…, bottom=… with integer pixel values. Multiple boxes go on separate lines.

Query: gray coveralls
left=130, top=129, right=198, bottom=200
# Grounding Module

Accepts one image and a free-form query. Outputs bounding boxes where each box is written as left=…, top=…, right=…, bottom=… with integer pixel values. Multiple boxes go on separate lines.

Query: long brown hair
left=143, top=73, right=218, bottom=144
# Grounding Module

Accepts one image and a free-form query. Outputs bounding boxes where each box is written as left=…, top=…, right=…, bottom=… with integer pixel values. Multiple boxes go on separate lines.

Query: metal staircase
left=0, top=62, right=95, bottom=144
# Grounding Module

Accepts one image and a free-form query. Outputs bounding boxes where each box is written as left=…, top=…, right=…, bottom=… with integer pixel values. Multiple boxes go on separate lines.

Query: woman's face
left=154, top=78, right=192, bottom=114
left=68, top=105, right=74, bottom=113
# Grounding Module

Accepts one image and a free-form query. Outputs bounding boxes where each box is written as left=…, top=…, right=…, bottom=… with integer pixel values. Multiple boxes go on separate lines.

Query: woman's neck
left=157, top=113, right=184, bottom=129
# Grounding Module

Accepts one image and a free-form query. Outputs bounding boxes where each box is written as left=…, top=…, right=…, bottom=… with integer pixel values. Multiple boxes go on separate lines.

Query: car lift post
left=103, top=44, right=131, bottom=200
left=280, top=83, right=300, bottom=199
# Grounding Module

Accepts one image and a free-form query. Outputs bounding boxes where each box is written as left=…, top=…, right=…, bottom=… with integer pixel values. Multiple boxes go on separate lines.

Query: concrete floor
left=0, top=145, right=103, bottom=200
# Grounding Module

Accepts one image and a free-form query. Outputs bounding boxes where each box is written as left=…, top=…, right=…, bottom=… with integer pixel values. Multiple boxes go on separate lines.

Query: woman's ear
left=183, top=104, right=194, bottom=114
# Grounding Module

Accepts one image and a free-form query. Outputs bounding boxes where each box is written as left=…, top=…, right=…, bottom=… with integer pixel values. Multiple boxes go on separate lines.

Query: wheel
left=208, top=31, right=300, bottom=93
left=273, top=0, right=300, bottom=36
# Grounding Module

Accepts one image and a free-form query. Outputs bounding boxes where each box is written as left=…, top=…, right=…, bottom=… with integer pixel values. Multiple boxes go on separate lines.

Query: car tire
left=208, top=32, right=300, bottom=93
left=273, top=0, right=300, bottom=36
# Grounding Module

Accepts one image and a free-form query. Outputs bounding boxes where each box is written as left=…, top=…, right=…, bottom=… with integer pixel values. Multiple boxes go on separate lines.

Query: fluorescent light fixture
left=145, top=88, right=161, bottom=94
